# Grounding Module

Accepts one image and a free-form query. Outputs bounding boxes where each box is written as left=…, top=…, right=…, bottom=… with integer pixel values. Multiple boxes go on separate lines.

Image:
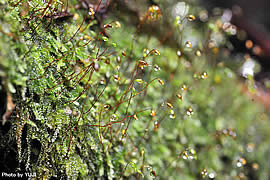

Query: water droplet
left=135, top=79, right=144, bottom=84
left=141, top=149, right=145, bottom=156
left=169, top=109, right=175, bottom=119
left=186, top=107, right=193, bottom=116
left=153, top=49, right=160, bottom=55
left=113, top=75, right=120, bottom=82
left=100, top=79, right=106, bottom=85
left=185, top=41, right=192, bottom=48
left=158, top=78, right=164, bottom=85
left=150, top=110, right=156, bottom=117
left=104, top=24, right=113, bottom=29
left=147, top=5, right=162, bottom=21
left=186, top=15, right=196, bottom=21
left=143, top=48, right=150, bottom=57
left=154, top=64, right=160, bottom=71
left=154, top=121, right=160, bottom=131
left=201, top=168, right=208, bottom=178
left=181, top=84, right=188, bottom=91
left=177, top=50, right=182, bottom=57
left=195, top=50, right=202, bottom=57
left=116, top=56, right=121, bottom=64
left=236, top=157, right=246, bottom=167
left=102, top=36, right=109, bottom=42
left=103, top=104, right=111, bottom=110
left=138, top=60, right=148, bottom=69
left=176, top=94, right=182, bottom=100
left=88, top=7, right=95, bottom=16
left=133, top=114, right=138, bottom=120
left=182, top=148, right=197, bottom=160
left=116, top=65, right=120, bottom=71
left=200, top=72, right=208, bottom=79
left=166, top=102, right=173, bottom=108
left=115, top=21, right=121, bottom=28
left=208, top=172, right=215, bottom=179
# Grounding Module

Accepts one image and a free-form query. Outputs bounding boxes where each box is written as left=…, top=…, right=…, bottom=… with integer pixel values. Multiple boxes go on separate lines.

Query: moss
left=1, top=0, right=270, bottom=179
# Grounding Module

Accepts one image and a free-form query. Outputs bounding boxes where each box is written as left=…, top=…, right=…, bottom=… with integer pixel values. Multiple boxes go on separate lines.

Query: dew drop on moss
left=186, top=15, right=196, bottom=21
left=154, top=64, right=160, bottom=71
left=185, top=41, right=192, bottom=48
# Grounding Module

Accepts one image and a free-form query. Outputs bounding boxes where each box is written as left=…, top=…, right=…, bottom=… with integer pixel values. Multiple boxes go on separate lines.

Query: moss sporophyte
left=0, top=0, right=269, bottom=179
